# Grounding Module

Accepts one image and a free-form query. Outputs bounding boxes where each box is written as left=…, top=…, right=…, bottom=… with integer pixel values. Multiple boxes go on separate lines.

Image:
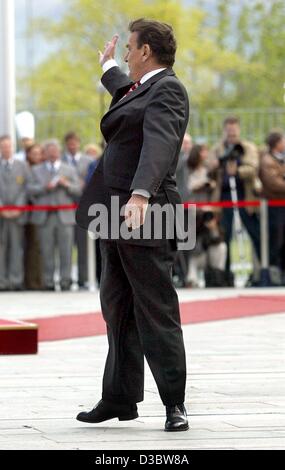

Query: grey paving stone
left=1, top=290, right=285, bottom=449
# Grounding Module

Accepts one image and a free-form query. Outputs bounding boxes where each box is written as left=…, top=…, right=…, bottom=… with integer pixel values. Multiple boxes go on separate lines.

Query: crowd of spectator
left=0, top=117, right=285, bottom=291
left=174, top=116, right=285, bottom=288
left=0, top=132, right=103, bottom=291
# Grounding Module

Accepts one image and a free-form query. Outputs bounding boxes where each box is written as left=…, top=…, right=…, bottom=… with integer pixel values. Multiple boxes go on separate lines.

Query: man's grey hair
left=42, top=139, right=61, bottom=152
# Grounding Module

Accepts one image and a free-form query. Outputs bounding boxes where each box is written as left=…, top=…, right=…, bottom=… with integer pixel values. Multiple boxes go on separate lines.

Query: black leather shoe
left=43, top=285, right=55, bottom=291
left=165, top=404, right=189, bottom=432
left=76, top=399, right=138, bottom=423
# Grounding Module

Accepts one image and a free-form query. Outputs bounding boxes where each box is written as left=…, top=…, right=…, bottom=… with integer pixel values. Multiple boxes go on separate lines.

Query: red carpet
left=25, top=295, right=285, bottom=342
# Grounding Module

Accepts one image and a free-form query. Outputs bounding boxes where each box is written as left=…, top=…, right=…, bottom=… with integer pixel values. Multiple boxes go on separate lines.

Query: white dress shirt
left=46, top=160, right=61, bottom=172
left=0, top=156, right=14, bottom=168
left=64, top=152, right=82, bottom=165
left=102, top=60, right=167, bottom=199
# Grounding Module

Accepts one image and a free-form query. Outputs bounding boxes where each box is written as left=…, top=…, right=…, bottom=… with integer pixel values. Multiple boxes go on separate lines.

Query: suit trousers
left=24, top=223, right=43, bottom=290
left=0, top=219, right=24, bottom=288
left=99, top=239, right=187, bottom=407
left=268, top=206, right=285, bottom=269
left=74, top=224, right=88, bottom=286
left=38, top=213, right=73, bottom=288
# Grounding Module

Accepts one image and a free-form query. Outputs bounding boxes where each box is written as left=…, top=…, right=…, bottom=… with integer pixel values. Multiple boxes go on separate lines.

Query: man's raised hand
left=98, top=34, right=119, bottom=66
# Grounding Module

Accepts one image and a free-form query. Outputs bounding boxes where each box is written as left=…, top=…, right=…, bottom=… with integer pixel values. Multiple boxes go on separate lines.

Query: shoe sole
left=164, top=424, right=189, bottom=432
left=118, top=412, right=139, bottom=421
left=76, top=412, right=138, bottom=423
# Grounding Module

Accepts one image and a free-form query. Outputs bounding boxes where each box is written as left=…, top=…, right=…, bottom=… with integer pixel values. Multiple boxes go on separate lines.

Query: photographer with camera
left=209, top=116, right=261, bottom=285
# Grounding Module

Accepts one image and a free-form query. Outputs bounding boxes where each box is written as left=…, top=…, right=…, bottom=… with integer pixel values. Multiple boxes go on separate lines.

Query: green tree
left=230, top=0, right=285, bottom=107
left=20, top=0, right=261, bottom=141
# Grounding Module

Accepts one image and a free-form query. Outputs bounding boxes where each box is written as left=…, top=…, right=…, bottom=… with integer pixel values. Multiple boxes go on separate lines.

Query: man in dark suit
left=76, top=18, right=190, bottom=432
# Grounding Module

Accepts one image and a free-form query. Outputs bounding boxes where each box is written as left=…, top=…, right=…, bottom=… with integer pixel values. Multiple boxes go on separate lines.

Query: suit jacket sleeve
left=101, top=66, right=133, bottom=98
left=130, top=80, right=188, bottom=196
left=238, top=143, right=259, bottom=180
left=15, top=163, right=32, bottom=206
left=261, top=156, right=285, bottom=194
left=27, top=168, right=47, bottom=197
left=66, top=168, right=82, bottom=197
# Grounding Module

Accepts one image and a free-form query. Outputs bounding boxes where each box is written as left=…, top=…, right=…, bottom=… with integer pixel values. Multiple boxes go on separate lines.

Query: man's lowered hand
left=124, top=194, right=149, bottom=230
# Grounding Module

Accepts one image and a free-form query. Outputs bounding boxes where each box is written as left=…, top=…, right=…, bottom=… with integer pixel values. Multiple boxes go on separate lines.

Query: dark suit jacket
left=76, top=66, right=190, bottom=246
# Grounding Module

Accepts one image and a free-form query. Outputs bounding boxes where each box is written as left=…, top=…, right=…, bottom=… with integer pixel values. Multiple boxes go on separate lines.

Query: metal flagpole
left=0, top=0, right=16, bottom=139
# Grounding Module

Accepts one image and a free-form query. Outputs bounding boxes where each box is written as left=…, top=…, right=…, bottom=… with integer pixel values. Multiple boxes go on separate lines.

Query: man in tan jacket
left=260, top=130, right=285, bottom=278
left=209, top=116, right=261, bottom=284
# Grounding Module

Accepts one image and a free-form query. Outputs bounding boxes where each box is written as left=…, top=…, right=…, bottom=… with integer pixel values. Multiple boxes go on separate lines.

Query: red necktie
left=120, top=80, right=141, bottom=100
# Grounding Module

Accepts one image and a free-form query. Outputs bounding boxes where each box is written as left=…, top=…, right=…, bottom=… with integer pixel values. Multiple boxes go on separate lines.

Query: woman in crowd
left=186, top=144, right=227, bottom=287
left=187, top=144, right=216, bottom=203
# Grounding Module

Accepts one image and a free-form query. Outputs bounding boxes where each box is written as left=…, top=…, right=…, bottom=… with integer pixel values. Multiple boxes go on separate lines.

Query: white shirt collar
left=66, top=151, right=81, bottom=162
left=102, top=59, right=167, bottom=84
left=46, top=160, right=61, bottom=171
left=0, top=156, right=14, bottom=166
left=140, top=68, right=167, bottom=84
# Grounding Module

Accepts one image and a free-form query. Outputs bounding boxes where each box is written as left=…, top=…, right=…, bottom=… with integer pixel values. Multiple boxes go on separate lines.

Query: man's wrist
left=102, top=59, right=119, bottom=73
left=132, top=189, right=150, bottom=199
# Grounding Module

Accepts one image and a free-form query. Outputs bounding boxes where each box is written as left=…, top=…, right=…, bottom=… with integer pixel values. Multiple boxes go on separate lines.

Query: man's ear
left=142, top=44, right=151, bottom=61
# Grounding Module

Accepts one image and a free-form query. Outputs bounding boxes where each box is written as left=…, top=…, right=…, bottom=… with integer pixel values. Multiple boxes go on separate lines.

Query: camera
left=201, top=210, right=215, bottom=224
left=219, top=143, right=245, bottom=166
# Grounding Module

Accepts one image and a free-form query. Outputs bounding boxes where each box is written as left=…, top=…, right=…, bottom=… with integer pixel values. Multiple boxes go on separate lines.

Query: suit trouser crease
left=39, top=213, right=73, bottom=287
left=100, top=240, right=145, bottom=404
left=75, top=224, right=88, bottom=285
left=100, top=239, right=186, bottom=407
left=0, top=220, right=24, bottom=287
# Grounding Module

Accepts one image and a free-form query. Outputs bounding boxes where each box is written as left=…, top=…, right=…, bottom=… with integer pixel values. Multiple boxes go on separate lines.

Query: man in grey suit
left=28, top=140, right=81, bottom=291
left=76, top=19, right=190, bottom=431
left=0, top=135, right=31, bottom=290
left=62, top=132, right=92, bottom=289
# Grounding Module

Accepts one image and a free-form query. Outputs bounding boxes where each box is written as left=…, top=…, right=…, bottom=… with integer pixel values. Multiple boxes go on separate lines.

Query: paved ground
left=0, top=288, right=285, bottom=450
left=1, top=287, right=285, bottom=320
